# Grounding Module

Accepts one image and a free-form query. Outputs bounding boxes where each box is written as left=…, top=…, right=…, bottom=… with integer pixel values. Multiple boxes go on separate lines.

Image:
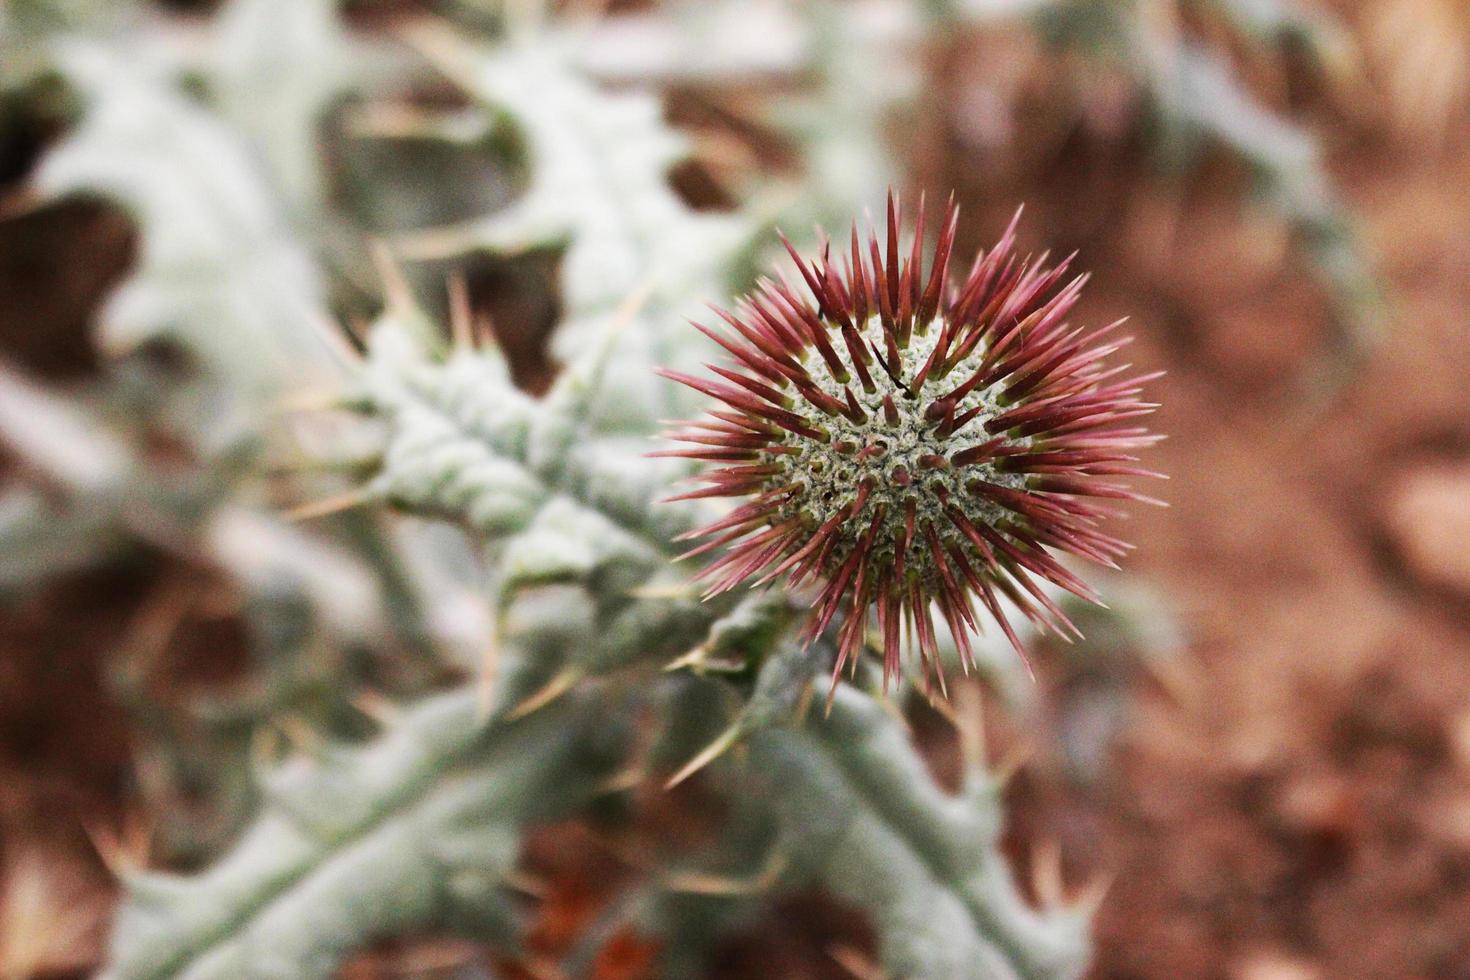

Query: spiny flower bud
left=656, top=194, right=1163, bottom=692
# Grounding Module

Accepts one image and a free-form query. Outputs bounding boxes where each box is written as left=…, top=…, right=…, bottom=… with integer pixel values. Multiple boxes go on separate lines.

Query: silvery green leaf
left=400, top=33, right=744, bottom=311
left=203, top=506, right=384, bottom=643
left=105, top=691, right=621, bottom=980
left=206, top=0, right=355, bottom=214
left=573, top=0, right=809, bottom=84
left=0, top=359, right=130, bottom=492
left=750, top=685, right=1091, bottom=980
left=35, top=41, right=341, bottom=406
left=355, top=315, right=705, bottom=552
left=391, top=31, right=752, bottom=429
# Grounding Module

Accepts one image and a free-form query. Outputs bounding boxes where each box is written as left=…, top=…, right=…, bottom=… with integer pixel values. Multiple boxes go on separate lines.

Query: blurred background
left=1, top=0, right=1468, bottom=977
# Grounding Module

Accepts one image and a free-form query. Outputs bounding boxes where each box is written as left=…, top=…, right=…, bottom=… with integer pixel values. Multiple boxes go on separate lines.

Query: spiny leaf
left=394, top=29, right=751, bottom=428
left=105, top=690, right=624, bottom=980
left=206, top=0, right=357, bottom=215
left=0, top=359, right=130, bottom=493
left=399, top=29, right=745, bottom=317
left=749, top=685, right=1091, bottom=980
left=354, top=315, right=705, bottom=551
left=34, top=41, right=342, bottom=409
left=667, top=628, right=815, bottom=788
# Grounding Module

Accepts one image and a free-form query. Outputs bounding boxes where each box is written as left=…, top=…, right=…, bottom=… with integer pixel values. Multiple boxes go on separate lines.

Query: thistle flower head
left=658, top=194, right=1163, bottom=692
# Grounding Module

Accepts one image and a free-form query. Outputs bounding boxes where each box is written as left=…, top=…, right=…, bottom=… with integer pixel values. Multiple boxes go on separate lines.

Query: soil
left=4, top=5, right=1470, bottom=979
left=982, top=79, right=1470, bottom=980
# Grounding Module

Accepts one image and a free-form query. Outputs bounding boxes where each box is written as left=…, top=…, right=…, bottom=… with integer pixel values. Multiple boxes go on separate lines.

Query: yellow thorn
left=276, top=715, right=323, bottom=758
left=447, top=272, right=474, bottom=352
left=117, top=577, right=198, bottom=679
left=595, top=765, right=648, bottom=795
left=1073, top=870, right=1116, bottom=913
left=929, top=687, right=987, bottom=769
left=663, top=642, right=744, bottom=676
left=502, top=869, right=549, bottom=899
left=932, top=660, right=949, bottom=701
left=84, top=813, right=152, bottom=880
left=828, top=945, right=888, bottom=980
left=663, top=644, right=708, bottom=673
left=271, top=390, right=352, bottom=416
left=665, top=724, right=742, bottom=789
left=369, top=239, right=416, bottom=316
left=249, top=723, right=285, bottom=772
left=628, top=581, right=700, bottom=601
left=663, top=851, right=786, bottom=896
left=343, top=315, right=372, bottom=349
left=309, top=311, right=363, bottom=367
left=476, top=627, right=503, bottom=721
left=473, top=312, right=498, bottom=350
left=399, top=18, right=478, bottom=93
left=350, top=690, right=400, bottom=727
left=610, top=278, right=656, bottom=336
left=84, top=824, right=126, bottom=880
left=1031, top=838, right=1065, bottom=908
left=343, top=101, right=469, bottom=140
left=283, top=487, right=375, bottom=523
left=792, top=680, right=815, bottom=727
left=392, top=225, right=475, bottom=263
left=951, top=681, right=987, bottom=774
left=992, top=739, right=1033, bottom=787
left=506, top=667, right=582, bottom=721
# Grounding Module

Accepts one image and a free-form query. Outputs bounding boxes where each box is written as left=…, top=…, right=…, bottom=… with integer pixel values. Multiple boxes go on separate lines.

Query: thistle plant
left=662, top=196, right=1162, bottom=690
left=0, top=3, right=1207, bottom=977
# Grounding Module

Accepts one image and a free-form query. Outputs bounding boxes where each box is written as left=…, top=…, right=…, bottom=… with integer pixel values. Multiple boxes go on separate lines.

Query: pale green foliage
left=0, top=4, right=483, bottom=869
left=398, top=34, right=735, bottom=314
left=754, top=688, right=1090, bottom=979
left=207, top=0, right=356, bottom=215
left=0, top=360, right=150, bottom=587
left=0, top=360, right=133, bottom=586
left=106, top=690, right=626, bottom=980
left=36, top=42, right=340, bottom=413
left=394, top=29, right=750, bottom=428
left=0, top=30, right=349, bottom=589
